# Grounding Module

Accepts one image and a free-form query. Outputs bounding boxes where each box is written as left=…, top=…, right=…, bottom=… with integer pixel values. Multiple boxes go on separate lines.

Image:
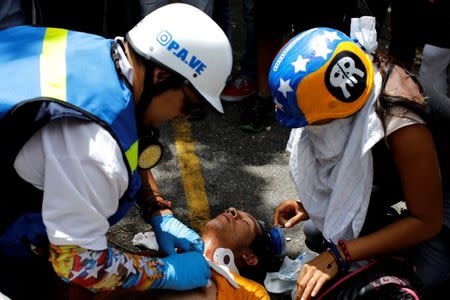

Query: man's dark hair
left=238, top=221, right=284, bottom=284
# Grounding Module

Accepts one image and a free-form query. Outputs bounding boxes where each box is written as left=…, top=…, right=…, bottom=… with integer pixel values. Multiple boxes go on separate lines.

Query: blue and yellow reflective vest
left=0, top=26, right=142, bottom=256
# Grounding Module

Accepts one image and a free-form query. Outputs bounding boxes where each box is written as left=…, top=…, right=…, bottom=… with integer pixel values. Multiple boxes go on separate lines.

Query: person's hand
left=154, top=251, right=211, bottom=290
left=273, top=200, right=309, bottom=228
left=295, top=250, right=338, bottom=300
left=150, top=214, right=204, bottom=255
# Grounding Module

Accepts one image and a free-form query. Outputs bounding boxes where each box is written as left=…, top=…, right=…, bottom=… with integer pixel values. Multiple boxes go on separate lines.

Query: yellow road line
left=172, top=118, right=210, bottom=233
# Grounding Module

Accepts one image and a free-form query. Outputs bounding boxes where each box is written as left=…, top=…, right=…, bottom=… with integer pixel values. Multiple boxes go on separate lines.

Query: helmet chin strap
left=135, top=61, right=184, bottom=137
left=134, top=62, right=186, bottom=169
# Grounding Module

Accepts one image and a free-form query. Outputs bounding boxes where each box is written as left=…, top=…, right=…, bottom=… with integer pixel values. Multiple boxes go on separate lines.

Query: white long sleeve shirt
left=13, top=37, right=134, bottom=251
left=14, top=118, right=128, bottom=250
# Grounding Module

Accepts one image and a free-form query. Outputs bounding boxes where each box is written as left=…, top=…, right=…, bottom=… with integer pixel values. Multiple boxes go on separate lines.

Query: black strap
left=135, top=65, right=184, bottom=135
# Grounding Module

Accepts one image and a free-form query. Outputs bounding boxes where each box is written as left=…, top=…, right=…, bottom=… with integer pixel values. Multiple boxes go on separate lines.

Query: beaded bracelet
left=338, top=239, right=352, bottom=264
left=327, top=240, right=349, bottom=273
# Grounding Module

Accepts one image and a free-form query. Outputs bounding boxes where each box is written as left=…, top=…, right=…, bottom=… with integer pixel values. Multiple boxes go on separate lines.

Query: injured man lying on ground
left=98, top=207, right=285, bottom=300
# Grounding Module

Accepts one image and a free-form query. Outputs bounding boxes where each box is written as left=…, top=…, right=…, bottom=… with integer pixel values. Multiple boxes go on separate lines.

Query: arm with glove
left=44, top=144, right=210, bottom=293
left=138, top=169, right=205, bottom=255
left=49, top=243, right=210, bottom=292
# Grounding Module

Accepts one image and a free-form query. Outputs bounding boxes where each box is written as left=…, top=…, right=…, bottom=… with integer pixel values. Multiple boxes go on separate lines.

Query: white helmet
left=126, top=3, right=232, bottom=113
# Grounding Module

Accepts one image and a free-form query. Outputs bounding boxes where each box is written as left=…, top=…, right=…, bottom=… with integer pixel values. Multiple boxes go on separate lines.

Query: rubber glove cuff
left=150, top=214, right=204, bottom=254
left=151, top=252, right=211, bottom=291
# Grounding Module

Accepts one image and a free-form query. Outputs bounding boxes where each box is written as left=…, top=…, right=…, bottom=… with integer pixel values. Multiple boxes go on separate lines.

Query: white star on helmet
left=291, top=55, right=310, bottom=73
left=278, top=78, right=293, bottom=98
left=312, top=35, right=332, bottom=59
left=322, top=30, right=341, bottom=42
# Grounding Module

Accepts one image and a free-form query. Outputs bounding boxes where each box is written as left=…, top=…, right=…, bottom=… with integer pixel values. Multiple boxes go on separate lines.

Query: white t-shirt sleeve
left=383, top=106, right=426, bottom=136
left=13, top=118, right=129, bottom=250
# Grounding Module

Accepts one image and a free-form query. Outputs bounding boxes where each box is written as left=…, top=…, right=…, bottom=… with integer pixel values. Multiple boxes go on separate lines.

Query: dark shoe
left=239, top=95, right=274, bottom=133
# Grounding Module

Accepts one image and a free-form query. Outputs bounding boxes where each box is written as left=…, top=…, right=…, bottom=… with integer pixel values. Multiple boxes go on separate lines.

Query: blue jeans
left=212, top=0, right=231, bottom=40
left=239, top=0, right=256, bottom=79
left=213, top=0, right=256, bottom=79
left=407, top=227, right=450, bottom=288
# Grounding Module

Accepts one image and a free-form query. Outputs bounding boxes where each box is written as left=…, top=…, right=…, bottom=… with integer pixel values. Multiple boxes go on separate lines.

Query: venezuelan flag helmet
left=269, top=28, right=374, bottom=128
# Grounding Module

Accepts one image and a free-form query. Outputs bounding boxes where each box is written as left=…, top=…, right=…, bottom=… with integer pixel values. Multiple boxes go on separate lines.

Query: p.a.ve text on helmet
left=157, top=30, right=207, bottom=76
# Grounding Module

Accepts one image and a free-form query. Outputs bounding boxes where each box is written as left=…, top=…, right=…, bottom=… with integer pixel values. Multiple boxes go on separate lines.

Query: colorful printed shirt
left=50, top=244, right=165, bottom=292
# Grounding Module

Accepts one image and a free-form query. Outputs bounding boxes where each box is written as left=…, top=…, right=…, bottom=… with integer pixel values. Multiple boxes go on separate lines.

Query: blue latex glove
left=150, top=214, right=204, bottom=255
left=152, top=251, right=211, bottom=290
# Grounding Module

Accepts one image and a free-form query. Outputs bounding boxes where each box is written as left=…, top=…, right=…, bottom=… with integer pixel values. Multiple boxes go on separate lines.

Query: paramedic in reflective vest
left=0, top=3, right=232, bottom=299
left=269, top=24, right=450, bottom=299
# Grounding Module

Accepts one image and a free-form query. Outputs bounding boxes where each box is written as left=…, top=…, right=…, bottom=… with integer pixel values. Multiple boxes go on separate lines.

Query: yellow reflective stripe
left=126, top=140, right=138, bottom=173
left=40, top=28, right=68, bottom=101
